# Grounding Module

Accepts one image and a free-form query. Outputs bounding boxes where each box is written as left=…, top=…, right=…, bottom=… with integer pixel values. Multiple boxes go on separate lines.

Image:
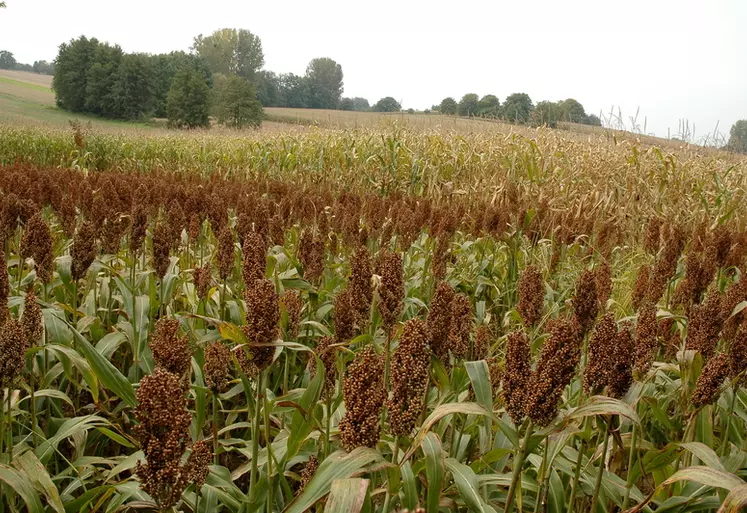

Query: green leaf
left=45, top=344, right=99, bottom=404
left=95, top=331, right=127, bottom=360
left=324, top=478, right=370, bottom=513
left=35, top=415, right=107, bottom=464
left=284, top=353, right=324, bottom=465
left=567, top=396, right=640, bottom=424
left=71, top=324, right=136, bottom=408
left=284, top=448, right=387, bottom=513
left=465, top=360, right=493, bottom=455
left=423, top=433, right=445, bottom=513
left=43, top=309, right=73, bottom=346
left=400, top=459, right=418, bottom=511
left=96, top=427, right=136, bottom=449
left=662, top=466, right=743, bottom=492
left=13, top=451, right=64, bottom=513
left=445, top=457, right=497, bottom=513
left=677, top=442, right=724, bottom=472
left=402, top=402, right=493, bottom=462
left=0, top=464, right=45, bottom=513
left=20, top=388, right=73, bottom=407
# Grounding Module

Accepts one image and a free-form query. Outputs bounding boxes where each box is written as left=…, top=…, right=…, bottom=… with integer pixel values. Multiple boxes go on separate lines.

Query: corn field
left=0, top=123, right=746, bottom=513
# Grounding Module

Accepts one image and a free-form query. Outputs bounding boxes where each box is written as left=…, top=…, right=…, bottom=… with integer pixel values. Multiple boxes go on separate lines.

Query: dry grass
left=0, top=69, right=53, bottom=87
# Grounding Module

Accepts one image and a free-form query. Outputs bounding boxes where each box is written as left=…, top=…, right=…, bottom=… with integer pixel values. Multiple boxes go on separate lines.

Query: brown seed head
left=242, top=232, right=266, bottom=287
left=310, top=336, right=337, bottom=397
left=388, top=319, right=430, bottom=437
left=20, top=212, right=53, bottom=283
left=377, top=250, right=404, bottom=332
left=448, top=293, right=472, bottom=360
left=595, top=262, right=612, bottom=310
left=518, top=265, right=544, bottom=328
left=204, top=341, right=231, bottom=392
left=71, top=220, right=97, bottom=281
left=21, top=290, right=43, bottom=348
left=501, top=331, right=533, bottom=424
left=473, top=324, right=491, bottom=361
left=643, top=217, right=662, bottom=255
left=130, top=203, right=148, bottom=255
left=608, top=321, right=634, bottom=399
left=339, top=345, right=385, bottom=451
left=299, top=229, right=324, bottom=283
left=584, top=313, right=618, bottom=395
left=150, top=318, right=192, bottom=377
left=216, top=226, right=235, bottom=281
left=297, top=456, right=319, bottom=496
left=0, top=319, right=28, bottom=388
left=349, top=246, right=373, bottom=325
left=685, top=289, right=724, bottom=362
left=632, top=264, right=650, bottom=311
left=193, top=264, right=212, bottom=301
left=729, top=325, right=747, bottom=381
left=691, top=352, right=729, bottom=409
left=524, top=318, right=582, bottom=426
left=572, top=269, right=599, bottom=335
left=152, top=221, right=171, bottom=279
left=427, top=281, right=454, bottom=365
left=334, top=287, right=355, bottom=344
left=134, top=368, right=192, bottom=509
left=185, top=439, right=212, bottom=488
left=0, top=253, right=9, bottom=326
left=282, top=290, right=302, bottom=339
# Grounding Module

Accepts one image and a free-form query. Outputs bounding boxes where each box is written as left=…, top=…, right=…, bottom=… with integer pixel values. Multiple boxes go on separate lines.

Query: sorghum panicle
left=387, top=319, right=430, bottom=437
left=150, top=318, right=192, bottom=378
left=20, top=212, right=53, bottom=283
left=448, top=293, right=472, bottom=360
left=427, top=281, right=454, bottom=365
left=572, top=269, right=599, bottom=335
left=242, top=232, right=266, bottom=287
left=216, top=226, right=235, bottom=281
left=21, top=289, right=43, bottom=348
left=517, top=265, right=544, bottom=328
left=71, top=220, right=97, bottom=281
left=377, top=249, right=404, bottom=332
left=204, top=341, right=231, bottom=392
left=339, top=345, right=386, bottom=451
left=634, top=302, right=658, bottom=375
left=501, top=330, right=533, bottom=424
left=0, top=319, right=28, bottom=388
left=691, top=352, right=729, bottom=408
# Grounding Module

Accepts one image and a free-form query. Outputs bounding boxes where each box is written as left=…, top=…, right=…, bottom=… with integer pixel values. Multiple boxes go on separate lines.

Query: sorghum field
left=0, top=122, right=746, bottom=513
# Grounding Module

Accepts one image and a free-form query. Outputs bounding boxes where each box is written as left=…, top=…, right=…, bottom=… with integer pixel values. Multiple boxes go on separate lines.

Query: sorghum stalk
left=567, top=417, right=590, bottom=513
left=264, top=381, right=274, bottom=512
left=533, top=438, right=549, bottom=513
left=212, top=392, right=219, bottom=465
left=622, top=423, right=638, bottom=510
left=248, top=370, right=264, bottom=504
left=720, top=384, right=739, bottom=456
left=504, top=419, right=533, bottom=513
left=590, top=416, right=610, bottom=510
left=381, top=436, right=400, bottom=513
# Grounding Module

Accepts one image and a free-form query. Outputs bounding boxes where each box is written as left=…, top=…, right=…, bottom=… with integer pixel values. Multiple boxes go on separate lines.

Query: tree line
left=435, top=93, right=602, bottom=127
left=0, top=50, right=54, bottom=75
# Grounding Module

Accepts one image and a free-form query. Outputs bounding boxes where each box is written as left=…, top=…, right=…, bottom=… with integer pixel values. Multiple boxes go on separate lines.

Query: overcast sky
left=1, top=0, right=745, bottom=139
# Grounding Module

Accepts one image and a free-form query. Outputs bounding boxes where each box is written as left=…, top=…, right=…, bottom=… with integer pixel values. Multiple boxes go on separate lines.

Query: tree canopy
left=372, top=97, right=401, bottom=112
left=440, top=97, right=457, bottom=115
left=503, top=93, right=534, bottom=123
left=305, top=57, right=343, bottom=109
left=167, top=64, right=211, bottom=129
left=458, top=93, right=479, bottom=117
left=213, top=74, right=264, bottom=129
left=192, top=28, right=264, bottom=82
left=728, top=120, right=747, bottom=153
left=0, top=50, right=16, bottom=69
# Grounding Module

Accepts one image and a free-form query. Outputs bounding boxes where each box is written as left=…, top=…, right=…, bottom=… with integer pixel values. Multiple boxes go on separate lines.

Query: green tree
left=0, top=50, right=15, bottom=69
left=32, top=60, right=54, bottom=75
left=352, top=97, right=370, bottom=111
left=530, top=101, right=563, bottom=127
left=108, top=53, right=154, bottom=120
left=559, top=98, right=587, bottom=123
left=84, top=43, right=123, bottom=116
left=586, top=113, right=602, bottom=127
left=214, top=74, right=263, bottom=129
left=458, top=93, right=479, bottom=117
left=53, top=36, right=99, bottom=112
left=192, top=28, right=264, bottom=82
left=372, top=96, right=401, bottom=112
left=166, top=64, right=211, bottom=128
left=277, top=73, right=309, bottom=108
left=440, top=97, right=457, bottom=115
left=305, top=57, right=343, bottom=109
left=152, top=52, right=212, bottom=118
left=727, top=120, right=747, bottom=153
left=256, top=70, right=280, bottom=107
left=477, top=94, right=501, bottom=118
left=340, top=97, right=354, bottom=111
left=503, top=93, right=534, bottom=123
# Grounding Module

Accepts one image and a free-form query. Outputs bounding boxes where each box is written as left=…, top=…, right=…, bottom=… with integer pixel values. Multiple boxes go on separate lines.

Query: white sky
left=1, top=0, right=746, bottom=139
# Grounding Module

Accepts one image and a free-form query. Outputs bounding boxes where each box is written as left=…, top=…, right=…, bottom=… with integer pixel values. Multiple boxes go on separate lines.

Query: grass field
left=0, top=69, right=747, bottom=513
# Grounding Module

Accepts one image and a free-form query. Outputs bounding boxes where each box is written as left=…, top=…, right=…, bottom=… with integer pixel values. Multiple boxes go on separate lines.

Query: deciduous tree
left=458, top=93, right=479, bottom=117
left=439, top=97, right=457, bottom=115
left=214, top=74, right=263, bottom=129
left=372, top=96, right=401, bottom=112
left=192, top=28, right=264, bottom=82
left=305, top=57, right=343, bottom=109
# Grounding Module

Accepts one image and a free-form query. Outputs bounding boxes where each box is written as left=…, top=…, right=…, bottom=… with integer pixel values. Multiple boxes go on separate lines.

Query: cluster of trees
left=435, top=93, right=601, bottom=127
left=727, top=120, right=747, bottom=153
left=0, top=50, right=54, bottom=75
left=254, top=58, right=344, bottom=110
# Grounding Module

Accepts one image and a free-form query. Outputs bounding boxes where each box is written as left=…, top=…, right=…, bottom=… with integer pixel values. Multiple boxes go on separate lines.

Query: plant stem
left=248, top=370, right=263, bottom=503
left=6, top=391, right=11, bottom=464
left=212, top=392, right=219, bottom=465
left=505, top=420, right=533, bottom=513
left=567, top=417, right=590, bottom=513
left=382, top=436, right=400, bottom=513
left=622, top=423, right=638, bottom=510
left=29, top=381, right=37, bottom=449
left=720, top=385, right=738, bottom=456
left=533, top=438, right=549, bottom=513
left=324, top=392, right=332, bottom=458
left=590, top=416, right=610, bottom=512
left=263, top=377, right=274, bottom=513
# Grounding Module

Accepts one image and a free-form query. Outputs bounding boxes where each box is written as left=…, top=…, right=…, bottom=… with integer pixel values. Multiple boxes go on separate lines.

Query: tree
left=502, top=93, right=534, bottom=123
left=53, top=36, right=99, bottom=112
left=152, top=52, right=212, bottom=118
left=32, top=60, right=54, bottom=75
left=0, top=50, right=15, bottom=69
left=256, top=70, right=280, bottom=107
left=214, top=74, right=263, bottom=129
left=305, top=57, right=343, bottom=109
left=458, top=93, right=479, bottom=117
left=727, top=120, right=747, bottom=153
left=108, top=53, right=154, bottom=120
left=277, top=73, right=309, bottom=108
left=478, top=95, right=501, bottom=118
left=586, top=114, right=602, bottom=127
left=440, top=97, right=457, bottom=115
left=352, top=97, right=369, bottom=111
left=530, top=101, right=563, bottom=128
left=192, top=28, right=264, bottom=82
left=167, top=64, right=211, bottom=129
left=372, top=97, right=401, bottom=112
left=559, top=98, right=587, bottom=123
left=340, top=97, right=355, bottom=111
left=84, top=43, right=123, bottom=116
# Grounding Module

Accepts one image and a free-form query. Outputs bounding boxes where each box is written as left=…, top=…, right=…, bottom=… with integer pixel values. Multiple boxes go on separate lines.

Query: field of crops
left=0, top=120, right=746, bottom=513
